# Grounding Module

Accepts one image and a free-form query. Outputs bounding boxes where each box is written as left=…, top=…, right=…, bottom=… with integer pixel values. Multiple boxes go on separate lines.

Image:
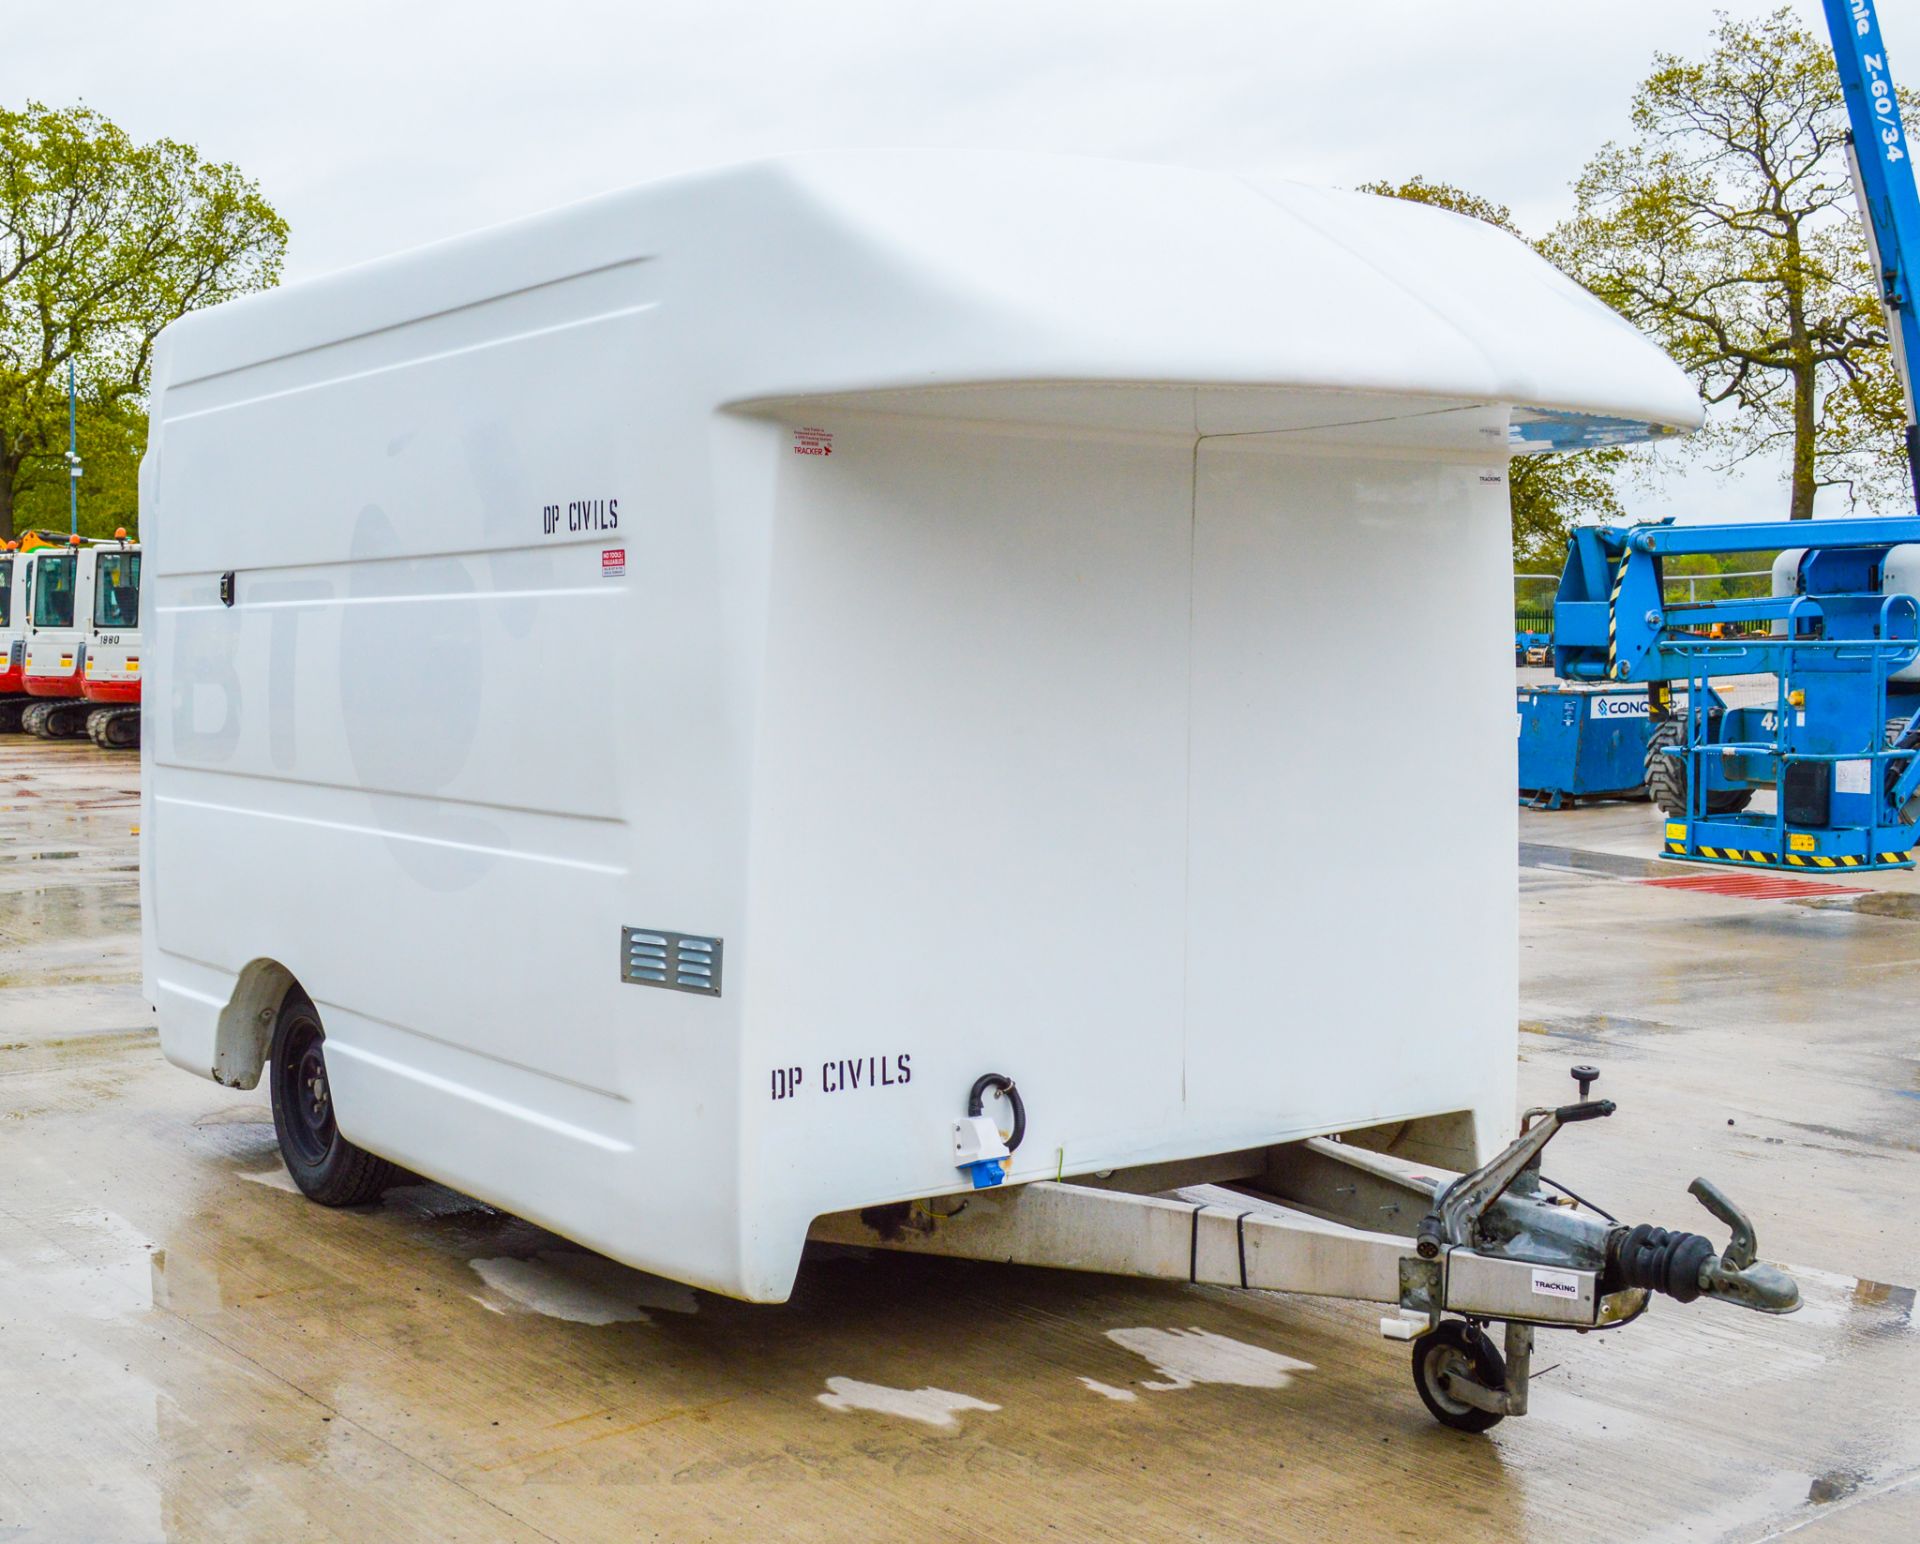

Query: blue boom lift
left=1830, top=0, right=1920, bottom=498
left=1547, top=0, right=1920, bottom=872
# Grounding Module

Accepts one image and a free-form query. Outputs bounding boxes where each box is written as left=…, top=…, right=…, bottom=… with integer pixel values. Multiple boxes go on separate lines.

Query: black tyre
left=1644, top=718, right=1753, bottom=818
left=1411, top=1320, right=1508, bottom=1433
left=1885, top=717, right=1920, bottom=824
left=20, top=701, right=54, bottom=737
left=0, top=697, right=27, bottom=734
left=268, top=993, right=400, bottom=1206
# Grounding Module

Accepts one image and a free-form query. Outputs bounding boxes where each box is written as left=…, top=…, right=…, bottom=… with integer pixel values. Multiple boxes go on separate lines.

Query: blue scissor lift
left=1554, top=520, right=1920, bottom=870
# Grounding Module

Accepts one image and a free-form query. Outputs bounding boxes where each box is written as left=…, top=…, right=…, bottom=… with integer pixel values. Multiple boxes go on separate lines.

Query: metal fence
left=1661, top=569, right=1776, bottom=604
left=1514, top=574, right=1556, bottom=637
left=1514, top=569, right=1775, bottom=633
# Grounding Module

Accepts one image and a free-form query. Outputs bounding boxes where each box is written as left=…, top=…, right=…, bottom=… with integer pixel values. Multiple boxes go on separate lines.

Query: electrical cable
left=1539, top=1174, right=1617, bottom=1223
left=966, top=1073, right=1025, bottom=1153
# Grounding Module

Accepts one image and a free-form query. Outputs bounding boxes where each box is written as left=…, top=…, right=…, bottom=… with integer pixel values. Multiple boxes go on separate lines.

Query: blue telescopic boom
left=1824, top=0, right=1920, bottom=510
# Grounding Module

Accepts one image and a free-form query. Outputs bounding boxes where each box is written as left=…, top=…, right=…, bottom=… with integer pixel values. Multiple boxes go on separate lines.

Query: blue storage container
left=1517, top=683, right=1651, bottom=809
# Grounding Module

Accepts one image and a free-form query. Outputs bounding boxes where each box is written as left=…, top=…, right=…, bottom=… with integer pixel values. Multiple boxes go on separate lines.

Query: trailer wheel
left=1644, top=719, right=1753, bottom=818
left=268, top=994, right=400, bottom=1206
left=1411, top=1320, right=1508, bottom=1433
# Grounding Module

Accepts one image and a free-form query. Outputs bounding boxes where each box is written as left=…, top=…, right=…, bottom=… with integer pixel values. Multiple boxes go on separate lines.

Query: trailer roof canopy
left=156, top=151, right=1700, bottom=448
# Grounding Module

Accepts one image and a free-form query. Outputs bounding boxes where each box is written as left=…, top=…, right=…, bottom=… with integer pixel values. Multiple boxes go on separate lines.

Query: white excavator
left=0, top=541, right=27, bottom=732
left=79, top=534, right=141, bottom=749
left=16, top=531, right=139, bottom=742
left=19, top=534, right=98, bottom=738
left=1, top=536, right=85, bottom=734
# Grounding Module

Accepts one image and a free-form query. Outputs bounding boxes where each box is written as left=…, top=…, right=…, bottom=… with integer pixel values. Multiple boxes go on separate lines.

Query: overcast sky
left=7, top=0, right=1917, bottom=524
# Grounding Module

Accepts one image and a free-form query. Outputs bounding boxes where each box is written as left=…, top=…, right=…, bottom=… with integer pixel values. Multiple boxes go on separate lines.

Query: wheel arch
left=212, top=958, right=303, bottom=1089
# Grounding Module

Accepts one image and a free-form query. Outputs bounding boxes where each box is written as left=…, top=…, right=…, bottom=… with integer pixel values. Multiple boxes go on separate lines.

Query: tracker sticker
left=1531, top=1267, right=1581, bottom=1300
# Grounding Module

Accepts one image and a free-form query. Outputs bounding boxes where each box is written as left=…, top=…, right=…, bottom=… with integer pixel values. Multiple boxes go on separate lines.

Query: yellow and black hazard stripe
left=1689, top=845, right=1783, bottom=864
left=1606, top=549, right=1629, bottom=679
left=1667, top=839, right=1917, bottom=869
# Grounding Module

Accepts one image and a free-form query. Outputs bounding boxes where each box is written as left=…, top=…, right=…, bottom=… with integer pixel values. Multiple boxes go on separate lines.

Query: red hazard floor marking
left=1641, top=871, right=1870, bottom=900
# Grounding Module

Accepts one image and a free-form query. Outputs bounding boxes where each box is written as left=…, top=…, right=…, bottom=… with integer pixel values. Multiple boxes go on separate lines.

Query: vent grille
left=621, top=928, right=723, bottom=996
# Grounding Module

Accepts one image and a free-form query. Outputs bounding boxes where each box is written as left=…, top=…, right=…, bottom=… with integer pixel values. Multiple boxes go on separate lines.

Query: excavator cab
left=80, top=534, right=141, bottom=748
left=19, top=538, right=95, bottom=739
left=0, top=544, right=27, bottom=731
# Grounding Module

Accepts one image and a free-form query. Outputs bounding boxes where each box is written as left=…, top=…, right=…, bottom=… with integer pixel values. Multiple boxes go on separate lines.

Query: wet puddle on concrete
left=192, top=1105, right=272, bottom=1127
left=469, top=1250, right=699, bottom=1324
left=1105, top=1326, right=1315, bottom=1393
left=816, top=1377, right=1001, bottom=1428
left=1816, top=889, right=1920, bottom=921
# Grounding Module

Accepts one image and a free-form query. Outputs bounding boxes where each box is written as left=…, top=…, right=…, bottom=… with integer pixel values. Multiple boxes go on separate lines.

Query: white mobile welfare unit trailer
left=143, top=152, right=1796, bottom=1430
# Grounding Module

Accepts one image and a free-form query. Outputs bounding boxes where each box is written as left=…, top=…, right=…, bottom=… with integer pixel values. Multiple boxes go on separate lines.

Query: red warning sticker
left=792, top=426, right=834, bottom=458
left=601, top=548, right=626, bottom=578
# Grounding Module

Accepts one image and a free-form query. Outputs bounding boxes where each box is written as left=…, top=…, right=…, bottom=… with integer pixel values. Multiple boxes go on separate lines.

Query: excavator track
left=27, top=700, right=91, bottom=740
left=86, top=706, right=140, bottom=751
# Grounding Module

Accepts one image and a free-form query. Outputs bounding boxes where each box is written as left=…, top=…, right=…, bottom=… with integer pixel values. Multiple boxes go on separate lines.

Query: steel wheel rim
left=1423, top=1344, right=1478, bottom=1417
left=278, top=1018, right=335, bottom=1167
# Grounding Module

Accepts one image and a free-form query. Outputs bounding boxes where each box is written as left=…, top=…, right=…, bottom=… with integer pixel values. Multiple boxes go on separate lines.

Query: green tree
left=9, top=397, right=144, bottom=538
left=1507, top=449, right=1625, bottom=567
left=1546, top=8, right=1912, bottom=520
left=1361, top=175, right=1627, bottom=563
left=1662, top=549, right=1779, bottom=604
left=1361, top=174, right=1520, bottom=234
left=0, top=102, right=288, bottom=541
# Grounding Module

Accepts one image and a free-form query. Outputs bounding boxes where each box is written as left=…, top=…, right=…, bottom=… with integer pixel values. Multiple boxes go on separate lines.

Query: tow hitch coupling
left=1400, top=1066, right=1798, bottom=1429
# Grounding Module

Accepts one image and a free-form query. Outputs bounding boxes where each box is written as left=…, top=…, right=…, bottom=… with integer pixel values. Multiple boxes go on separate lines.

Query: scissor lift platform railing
left=1654, top=602, right=1920, bottom=872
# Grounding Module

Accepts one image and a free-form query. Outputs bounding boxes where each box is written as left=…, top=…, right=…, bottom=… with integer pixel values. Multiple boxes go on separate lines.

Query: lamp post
left=66, top=359, right=83, bottom=537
